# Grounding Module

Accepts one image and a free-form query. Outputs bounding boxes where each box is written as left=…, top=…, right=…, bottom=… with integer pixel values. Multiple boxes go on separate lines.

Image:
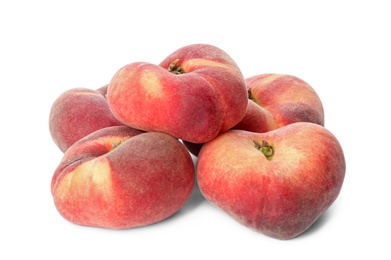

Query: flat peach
left=51, top=126, right=195, bottom=229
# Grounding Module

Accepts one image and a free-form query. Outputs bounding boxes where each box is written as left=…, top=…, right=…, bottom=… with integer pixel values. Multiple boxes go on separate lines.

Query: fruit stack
left=49, top=44, right=345, bottom=240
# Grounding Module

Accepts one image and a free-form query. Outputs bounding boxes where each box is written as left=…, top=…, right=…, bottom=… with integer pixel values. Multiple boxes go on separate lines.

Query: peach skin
left=197, top=122, right=345, bottom=239
left=49, top=87, right=124, bottom=152
left=234, top=74, right=324, bottom=132
left=51, top=126, right=195, bottom=229
left=184, top=74, right=325, bottom=156
left=107, top=44, right=248, bottom=144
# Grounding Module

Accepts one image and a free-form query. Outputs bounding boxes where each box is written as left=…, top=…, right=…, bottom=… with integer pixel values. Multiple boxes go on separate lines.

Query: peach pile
left=49, top=43, right=345, bottom=239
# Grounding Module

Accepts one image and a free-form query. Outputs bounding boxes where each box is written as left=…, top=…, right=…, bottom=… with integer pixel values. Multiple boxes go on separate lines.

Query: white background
left=1, top=0, right=390, bottom=259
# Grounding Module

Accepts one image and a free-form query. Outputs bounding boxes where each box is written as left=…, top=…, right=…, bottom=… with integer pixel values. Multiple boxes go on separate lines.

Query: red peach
left=197, top=122, right=345, bottom=239
left=49, top=87, right=124, bottom=152
left=237, top=74, right=324, bottom=132
left=184, top=74, right=325, bottom=157
left=51, top=126, right=195, bottom=229
left=107, top=44, right=248, bottom=144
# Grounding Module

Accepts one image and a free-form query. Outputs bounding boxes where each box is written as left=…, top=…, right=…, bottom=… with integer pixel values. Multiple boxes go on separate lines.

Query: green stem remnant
left=168, top=59, right=185, bottom=75
left=253, top=140, right=274, bottom=161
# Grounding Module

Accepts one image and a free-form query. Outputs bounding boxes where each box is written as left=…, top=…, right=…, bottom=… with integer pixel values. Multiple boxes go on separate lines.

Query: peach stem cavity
left=168, top=59, right=185, bottom=75
left=253, top=140, right=274, bottom=161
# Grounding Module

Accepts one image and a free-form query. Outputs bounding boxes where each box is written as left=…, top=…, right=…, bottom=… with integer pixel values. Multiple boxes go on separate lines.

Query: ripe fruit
left=49, top=87, right=123, bottom=152
left=234, top=73, right=324, bottom=132
left=49, top=43, right=345, bottom=239
left=107, top=44, right=248, bottom=143
left=197, top=122, right=345, bottom=239
left=51, top=126, right=195, bottom=229
left=184, top=73, right=325, bottom=156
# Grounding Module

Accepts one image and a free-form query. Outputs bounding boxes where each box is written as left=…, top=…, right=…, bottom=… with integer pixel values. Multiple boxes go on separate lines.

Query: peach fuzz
left=232, top=100, right=277, bottom=133
left=183, top=74, right=325, bottom=157
left=197, top=122, right=345, bottom=239
left=51, top=126, right=195, bottom=229
left=236, top=74, right=324, bottom=132
left=107, top=44, right=248, bottom=144
left=49, top=87, right=124, bottom=152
